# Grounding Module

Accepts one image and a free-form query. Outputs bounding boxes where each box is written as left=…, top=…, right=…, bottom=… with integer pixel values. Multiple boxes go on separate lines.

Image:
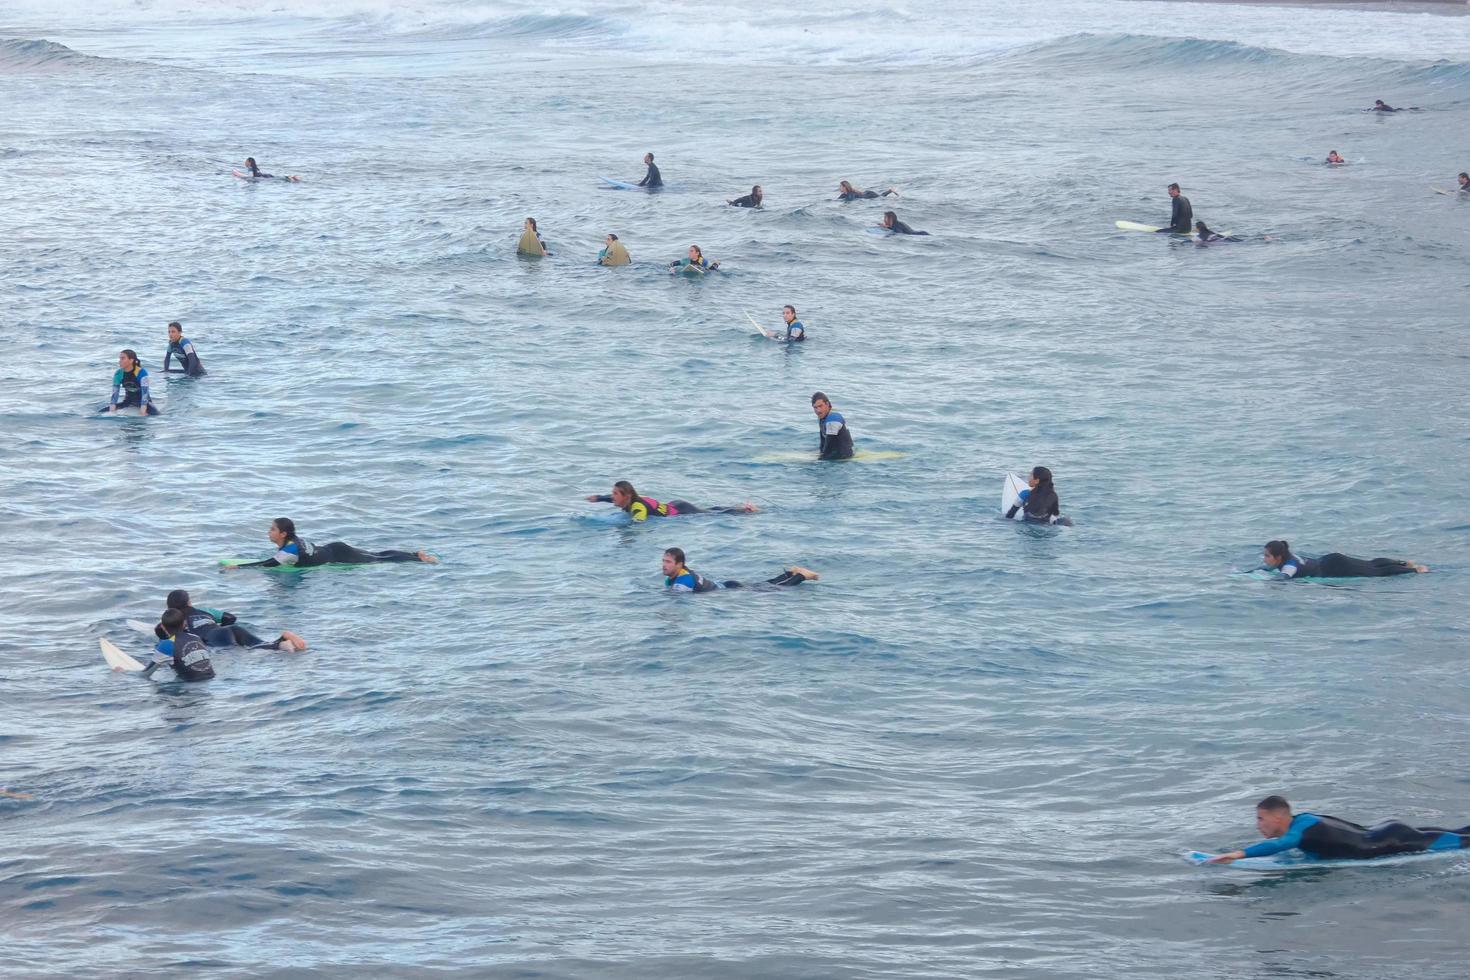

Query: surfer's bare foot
left=418, top=551, right=439, bottom=564
left=788, top=566, right=819, bottom=581
left=279, top=631, right=308, bottom=652
left=1413, top=563, right=1429, bottom=573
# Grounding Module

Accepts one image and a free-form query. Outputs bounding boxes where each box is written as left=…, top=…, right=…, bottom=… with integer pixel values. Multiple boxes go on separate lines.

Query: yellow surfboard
left=600, top=241, right=630, bottom=266
left=517, top=229, right=547, bottom=256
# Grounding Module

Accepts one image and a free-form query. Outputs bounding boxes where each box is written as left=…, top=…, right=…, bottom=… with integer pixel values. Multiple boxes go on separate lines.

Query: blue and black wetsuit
left=1243, top=813, right=1470, bottom=861
left=887, top=220, right=928, bottom=236
left=729, top=193, right=761, bottom=208
left=164, top=337, right=206, bottom=377
left=105, top=364, right=159, bottom=414
left=1007, top=485, right=1061, bottom=523
left=666, top=566, right=813, bottom=593
left=639, top=162, right=662, bottom=188
left=784, top=320, right=805, bottom=343
left=235, top=535, right=426, bottom=568
left=818, top=410, right=855, bottom=460
left=592, top=495, right=745, bottom=522
left=152, top=629, right=215, bottom=681
left=1276, top=552, right=1418, bottom=579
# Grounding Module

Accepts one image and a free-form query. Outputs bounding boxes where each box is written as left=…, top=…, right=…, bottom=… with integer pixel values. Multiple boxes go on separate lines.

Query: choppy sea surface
left=3, top=0, right=1470, bottom=976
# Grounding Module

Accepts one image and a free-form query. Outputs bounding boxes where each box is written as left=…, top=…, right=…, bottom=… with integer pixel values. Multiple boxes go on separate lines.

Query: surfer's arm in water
left=1210, top=822, right=1310, bottom=863
left=228, top=541, right=301, bottom=569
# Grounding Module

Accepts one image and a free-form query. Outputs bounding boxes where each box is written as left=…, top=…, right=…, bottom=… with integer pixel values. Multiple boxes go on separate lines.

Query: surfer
left=727, top=185, right=763, bottom=208
left=153, top=608, right=216, bottom=681
left=638, top=152, right=662, bottom=188
left=162, top=321, right=206, bottom=377
left=1325, top=150, right=1346, bottom=165
left=597, top=233, right=630, bottom=266
left=153, top=589, right=306, bottom=652
left=662, top=547, right=818, bottom=593
left=520, top=217, right=551, bottom=256
left=1155, top=183, right=1193, bottom=234
left=880, top=211, right=928, bottom=235
left=779, top=305, right=805, bottom=342
left=103, top=349, right=158, bottom=416
left=1194, top=221, right=1240, bottom=244
left=837, top=180, right=898, bottom=201
left=586, top=481, right=757, bottom=520
left=1260, top=540, right=1427, bottom=579
left=1207, top=796, right=1470, bottom=864
left=669, top=244, right=717, bottom=273
left=1005, top=466, right=1068, bottom=524
left=1369, top=99, right=1399, bottom=112
left=812, top=391, right=854, bottom=460
left=242, top=157, right=300, bottom=182
left=224, top=518, right=438, bottom=569
left=1458, top=172, right=1469, bottom=193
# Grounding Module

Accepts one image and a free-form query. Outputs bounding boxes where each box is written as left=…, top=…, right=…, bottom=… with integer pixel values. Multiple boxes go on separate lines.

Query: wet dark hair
left=688, top=244, right=703, bottom=261
left=883, top=211, right=897, bottom=224
left=246, top=157, right=260, bottom=175
left=525, top=217, right=538, bottom=233
left=161, top=607, right=186, bottom=631
left=839, top=180, right=856, bottom=193
left=1167, top=182, right=1180, bottom=192
left=612, top=479, right=638, bottom=511
left=607, top=233, right=619, bottom=241
left=120, top=349, right=140, bottom=369
left=783, top=305, right=796, bottom=317
left=811, top=391, right=829, bottom=405
left=1031, top=465, right=1053, bottom=486
left=167, top=321, right=182, bottom=332
left=1264, top=540, right=1291, bottom=560
left=1374, top=99, right=1386, bottom=106
left=1460, top=172, right=1469, bottom=181
left=645, top=152, right=654, bottom=160
left=664, top=547, right=685, bottom=565
left=166, top=589, right=191, bottom=610
left=272, top=517, right=296, bottom=539
left=1194, top=220, right=1212, bottom=237
left=1257, top=795, right=1291, bottom=813
left=751, top=184, right=762, bottom=194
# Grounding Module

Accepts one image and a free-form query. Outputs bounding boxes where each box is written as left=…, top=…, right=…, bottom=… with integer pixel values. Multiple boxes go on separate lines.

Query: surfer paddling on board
left=1325, top=150, right=1346, bottom=165
left=1193, top=221, right=1240, bottom=244
left=669, top=244, right=717, bottom=273
left=638, top=152, right=662, bottom=188
left=662, top=548, right=818, bottom=593
left=1156, top=183, right=1192, bottom=234
left=223, top=518, right=438, bottom=569
left=242, top=157, right=301, bottom=182
left=586, top=481, right=757, bottom=520
left=1259, top=540, right=1427, bottom=579
left=151, top=589, right=306, bottom=653
left=880, top=211, right=928, bottom=235
left=837, top=180, right=898, bottom=201
left=812, top=391, right=854, bottom=460
left=727, top=185, right=763, bottom=208
left=1207, top=796, right=1470, bottom=864
left=102, top=349, right=158, bottom=416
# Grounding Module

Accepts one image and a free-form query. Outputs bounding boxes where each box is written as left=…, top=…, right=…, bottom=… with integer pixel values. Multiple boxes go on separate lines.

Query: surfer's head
left=662, top=547, right=685, bottom=577
left=1167, top=182, right=1180, bottom=198
left=245, top=157, right=259, bottom=174
left=611, top=480, right=637, bottom=510
left=524, top=217, right=538, bottom=233
left=644, top=152, right=654, bottom=165
left=811, top=392, right=831, bottom=420
left=882, top=211, right=896, bottom=227
left=1029, top=466, right=1052, bottom=490
left=119, top=349, right=139, bottom=372
left=1374, top=99, right=1387, bottom=108
left=750, top=184, right=763, bottom=201
left=783, top=305, right=796, bottom=324
left=1459, top=172, right=1469, bottom=187
left=161, top=608, right=186, bottom=634
left=1262, top=540, right=1291, bottom=568
left=270, top=517, right=296, bottom=545
left=687, top=244, right=703, bottom=262
left=166, top=589, right=191, bottom=611
left=1194, top=221, right=1211, bottom=237
left=1255, top=795, right=1293, bottom=837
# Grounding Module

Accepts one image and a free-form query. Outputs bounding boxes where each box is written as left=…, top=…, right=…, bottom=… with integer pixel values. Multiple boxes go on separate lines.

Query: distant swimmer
left=811, top=391, right=854, bottom=460
left=224, top=517, right=438, bottom=569
left=102, top=349, right=159, bottom=416
left=586, top=480, right=757, bottom=520
left=669, top=244, right=718, bottom=273
left=1369, top=99, right=1399, bottom=113
left=1005, top=465, right=1071, bottom=525
left=1261, top=539, right=1427, bottom=579
left=838, top=180, right=898, bottom=201
left=152, top=589, right=306, bottom=653
left=1155, top=182, right=1193, bottom=234
left=727, top=184, right=763, bottom=208
left=151, top=608, right=216, bottom=681
left=1194, top=221, right=1240, bottom=244
left=638, top=152, right=662, bottom=188
left=662, top=547, right=818, bottom=593
left=1207, top=795, right=1470, bottom=864
left=1458, top=172, right=1469, bottom=192
left=597, top=233, right=631, bottom=266
left=778, top=305, right=805, bottom=342
left=880, top=211, right=928, bottom=235
left=517, top=217, right=551, bottom=256
left=241, top=156, right=301, bottom=182
left=1325, top=150, right=1346, bottom=165
left=162, top=321, right=206, bottom=377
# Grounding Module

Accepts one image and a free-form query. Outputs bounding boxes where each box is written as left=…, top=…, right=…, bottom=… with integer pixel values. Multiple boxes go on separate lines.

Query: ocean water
left=4, top=0, right=1470, bottom=976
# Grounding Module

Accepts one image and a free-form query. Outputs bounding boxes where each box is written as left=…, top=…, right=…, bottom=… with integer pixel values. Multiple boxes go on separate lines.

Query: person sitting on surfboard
left=597, top=233, right=630, bottom=266
left=154, top=608, right=216, bottom=681
left=1325, top=150, right=1345, bottom=165
left=242, top=157, right=301, bottom=182
left=152, top=589, right=306, bottom=653
left=162, top=321, right=206, bottom=377
left=727, top=185, right=763, bottom=208
left=837, top=180, right=898, bottom=201
left=1156, top=183, right=1192, bottom=234
left=669, top=244, right=717, bottom=273
left=1207, top=795, right=1470, bottom=864
left=1005, top=466, right=1068, bottom=524
left=519, top=217, right=551, bottom=256
left=812, top=391, right=854, bottom=460
left=224, top=518, right=438, bottom=569
left=662, top=547, right=818, bottom=594
left=638, top=152, right=662, bottom=188
left=103, top=349, right=158, bottom=416
left=879, top=211, right=927, bottom=236
left=1193, top=221, right=1239, bottom=244
left=586, top=480, right=756, bottom=521
left=1259, top=540, right=1427, bottom=579
left=779, top=305, right=805, bottom=342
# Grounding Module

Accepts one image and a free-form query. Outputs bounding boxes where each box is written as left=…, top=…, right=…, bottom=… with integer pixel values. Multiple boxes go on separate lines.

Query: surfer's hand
left=1207, top=851, right=1243, bottom=865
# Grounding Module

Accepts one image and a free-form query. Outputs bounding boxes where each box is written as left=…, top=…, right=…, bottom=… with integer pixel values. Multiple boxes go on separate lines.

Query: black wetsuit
left=1278, top=553, right=1419, bottom=579
left=667, top=567, right=811, bottom=592
left=639, top=163, right=662, bottom=188
left=238, top=536, right=425, bottom=568
left=153, top=629, right=215, bottom=681
left=164, top=337, right=206, bottom=377
left=159, top=605, right=279, bottom=649
left=1244, top=812, right=1470, bottom=861
left=817, top=409, right=855, bottom=460
left=839, top=189, right=893, bottom=200
left=1007, top=484, right=1060, bottom=522
left=729, top=193, right=761, bottom=208
left=887, top=220, right=928, bottom=236
left=592, top=495, right=745, bottom=521
left=1159, top=195, right=1193, bottom=234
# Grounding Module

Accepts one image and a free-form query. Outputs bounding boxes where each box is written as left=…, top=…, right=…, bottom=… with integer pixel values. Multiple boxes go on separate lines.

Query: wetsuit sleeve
left=1279, top=562, right=1300, bottom=579
left=668, top=572, right=698, bottom=593
left=591, top=495, right=613, bottom=503
left=1242, top=822, right=1304, bottom=858
left=139, top=372, right=152, bottom=405
left=110, top=370, right=123, bottom=407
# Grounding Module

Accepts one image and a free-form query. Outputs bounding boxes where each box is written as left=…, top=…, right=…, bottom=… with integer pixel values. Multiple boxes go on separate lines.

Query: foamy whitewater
left=3, top=0, right=1470, bottom=976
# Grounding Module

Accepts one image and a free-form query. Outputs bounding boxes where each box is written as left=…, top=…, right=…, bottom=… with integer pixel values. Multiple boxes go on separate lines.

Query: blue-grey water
left=4, top=0, right=1470, bottom=976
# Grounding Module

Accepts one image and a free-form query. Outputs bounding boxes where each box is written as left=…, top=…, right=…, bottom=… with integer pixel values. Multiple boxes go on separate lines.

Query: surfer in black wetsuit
left=225, top=517, right=439, bottom=569
left=1458, top=172, right=1469, bottom=193
left=638, top=152, right=662, bottom=188
left=154, top=589, right=306, bottom=652
left=1261, top=539, right=1427, bottom=579
left=880, top=211, right=928, bottom=235
left=727, top=185, right=763, bottom=208
left=812, top=391, right=854, bottom=460
left=1208, top=795, right=1470, bottom=864
left=162, top=321, right=206, bottom=377
left=1194, top=221, right=1240, bottom=243
left=1006, top=466, right=1071, bottom=525
left=1156, top=183, right=1192, bottom=233
left=151, top=608, right=216, bottom=681
left=586, top=480, right=757, bottom=520
left=837, top=180, right=898, bottom=201
left=1370, top=99, right=1398, bottom=112
left=662, top=547, right=818, bottom=593
left=1325, top=150, right=1346, bottom=165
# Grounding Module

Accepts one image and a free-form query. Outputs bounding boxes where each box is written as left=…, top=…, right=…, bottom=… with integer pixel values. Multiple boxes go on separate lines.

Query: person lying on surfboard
left=662, top=547, right=818, bottom=594
left=586, top=480, right=757, bottom=520
left=727, top=184, right=763, bottom=208
left=879, top=211, right=927, bottom=235
left=1207, top=795, right=1470, bottom=864
left=638, top=152, right=662, bottom=188
left=223, top=517, right=438, bottom=569
left=1259, top=540, right=1427, bottom=579
left=1325, top=150, right=1346, bottom=165
left=1193, top=221, right=1240, bottom=244
left=669, top=244, right=717, bottom=273
left=242, top=157, right=301, bottom=182
left=1156, top=183, right=1192, bottom=233
left=151, top=589, right=307, bottom=653
left=837, top=180, right=898, bottom=201
left=812, top=391, right=854, bottom=460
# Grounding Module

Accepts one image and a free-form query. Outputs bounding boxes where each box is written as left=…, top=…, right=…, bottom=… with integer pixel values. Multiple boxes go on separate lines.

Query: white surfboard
left=126, top=619, right=157, bottom=636
left=100, top=637, right=146, bottom=672
left=1115, top=220, right=1162, bottom=232
left=1432, top=186, right=1455, bottom=196
left=744, top=309, right=775, bottom=339
left=1001, top=472, right=1028, bottom=518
